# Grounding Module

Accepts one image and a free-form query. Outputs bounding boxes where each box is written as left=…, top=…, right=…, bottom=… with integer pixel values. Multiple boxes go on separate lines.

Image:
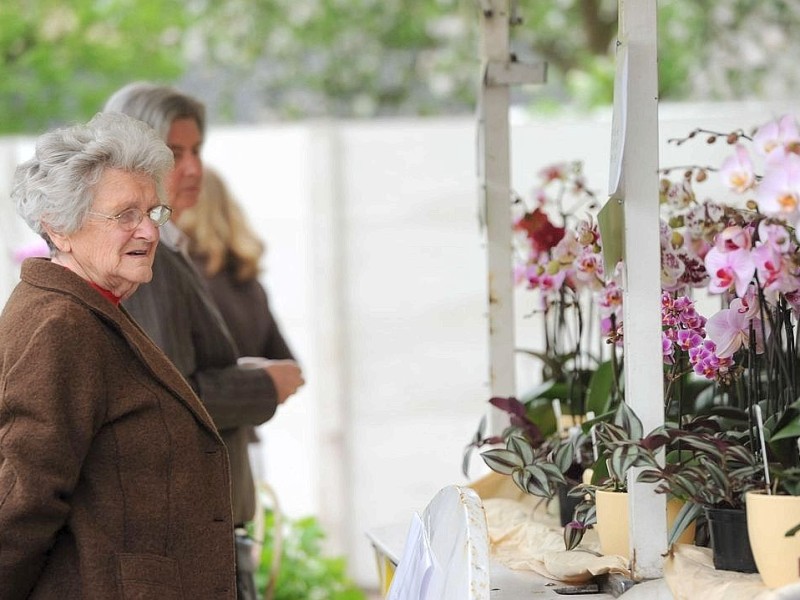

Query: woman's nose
left=134, top=214, right=160, bottom=240
left=182, top=154, right=202, bottom=176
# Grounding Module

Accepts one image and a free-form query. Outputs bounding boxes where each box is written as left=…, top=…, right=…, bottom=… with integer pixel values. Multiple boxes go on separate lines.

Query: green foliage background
left=0, top=0, right=189, bottom=134
left=255, top=512, right=365, bottom=600
left=2, top=1, right=800, bottom=134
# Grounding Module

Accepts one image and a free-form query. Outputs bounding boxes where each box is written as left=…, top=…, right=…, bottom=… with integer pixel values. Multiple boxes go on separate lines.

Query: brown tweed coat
left=0, top=259, right=236, bottom=599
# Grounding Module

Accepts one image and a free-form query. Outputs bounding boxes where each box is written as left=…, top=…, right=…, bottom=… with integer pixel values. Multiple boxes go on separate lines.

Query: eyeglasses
left=88, top=204, right=173, bottom=230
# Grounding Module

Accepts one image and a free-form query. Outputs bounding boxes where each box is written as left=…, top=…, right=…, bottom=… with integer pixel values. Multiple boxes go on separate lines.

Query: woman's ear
left=42, top=224, right=70, bottom=253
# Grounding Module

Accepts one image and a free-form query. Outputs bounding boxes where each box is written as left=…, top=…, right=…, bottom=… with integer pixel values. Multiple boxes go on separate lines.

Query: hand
left=263, top=360, right=304, bottom=404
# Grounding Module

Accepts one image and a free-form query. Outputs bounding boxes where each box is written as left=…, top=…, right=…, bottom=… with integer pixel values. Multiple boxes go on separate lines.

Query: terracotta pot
left=594, top=491, right=696, bottom=560
left=746, top=491, right=800, bottom=588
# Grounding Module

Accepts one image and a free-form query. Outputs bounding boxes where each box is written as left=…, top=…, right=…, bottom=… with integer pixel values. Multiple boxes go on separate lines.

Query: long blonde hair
left=178, top=167, right=264, bottom=282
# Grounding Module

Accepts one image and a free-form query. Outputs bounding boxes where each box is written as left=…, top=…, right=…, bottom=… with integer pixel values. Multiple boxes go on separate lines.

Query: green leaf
left=667, top=502, right=703, bottom=547
left=595, top=422, right=629, bottom=446
left=481, top=449, right=524, bottom=475
left=539, top=462, right=568, bottom=486
left=564, top=522, right=587, bottom=550
left=523, top=465, right=556, bottom=497
left=609, top=445, right=641, bottom=482
left=785, top=521, right=800, bottom=537
left=586, top=360, right=616, bottom=415
left=636, top=468, right=664, bottom=484
left=507, top=435, right=535, bottom=464
left=613, top=402, right=643, bottom=441
left=770, top=414, right=800, bottom=442
left=701, top=458, right=729, bottom=493
left=512, top=468, right=533, bottom=494
left=725, top=445, right=757, bottom=466
left=553, top=441, right=575, bottom=473
left=679, top=434, right=724, bottom=458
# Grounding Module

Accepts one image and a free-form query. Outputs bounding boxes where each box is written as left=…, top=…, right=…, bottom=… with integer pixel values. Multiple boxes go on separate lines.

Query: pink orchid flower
left=661, top=250, right=686, bottom=292
left=574, top=250, right=603, bottom=286
left=758, top=220, right=792, bottom=252
left=756, top=151, right=800, bottom=220
left=705, top=298, right=767, bottom=358
left=753, top=114, right=800, bottom=158
left=714, top=225, right=752, bottom=252
left=751, top=241, right=797, bottom=302
left=719, top=144, right=755, bottom=193
left=704, top=247, right=755, bottom=298
left=737, top=285, right=762, bottom=320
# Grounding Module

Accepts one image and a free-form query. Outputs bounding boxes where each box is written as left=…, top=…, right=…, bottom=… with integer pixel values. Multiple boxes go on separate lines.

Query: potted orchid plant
left=463, top=163, right=619, bottom=526
left=467, top=114, right=800, bottom=580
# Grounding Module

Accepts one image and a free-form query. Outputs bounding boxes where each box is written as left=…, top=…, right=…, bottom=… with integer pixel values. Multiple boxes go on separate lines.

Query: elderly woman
left=104, top=83, right=304, bottom=600
left=0, top=112, right=236, bottom=599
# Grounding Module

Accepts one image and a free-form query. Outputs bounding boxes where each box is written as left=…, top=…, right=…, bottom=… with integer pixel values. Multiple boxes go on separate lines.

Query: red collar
left=88, top=281, right=121, bottom=306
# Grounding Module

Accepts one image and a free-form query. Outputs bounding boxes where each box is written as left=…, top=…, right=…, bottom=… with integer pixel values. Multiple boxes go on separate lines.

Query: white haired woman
left=0, top=112, right=236, bottom=599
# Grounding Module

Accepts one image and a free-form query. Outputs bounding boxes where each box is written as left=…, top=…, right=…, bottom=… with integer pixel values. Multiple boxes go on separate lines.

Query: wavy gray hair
left=12, top=111, right=174, bottom=247
left=103, top=81, right=206, bottom=142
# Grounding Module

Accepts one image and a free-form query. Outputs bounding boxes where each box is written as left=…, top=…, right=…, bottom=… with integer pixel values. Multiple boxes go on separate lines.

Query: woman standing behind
left=179, top=166, right=295, bottom=368
left=0, top=113, right=236, bottom=599
left=178, top=167, right=298, bottom=591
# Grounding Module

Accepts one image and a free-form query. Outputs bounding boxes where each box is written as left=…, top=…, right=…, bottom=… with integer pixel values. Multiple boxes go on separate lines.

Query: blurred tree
left=182, top=0, right=478, bottom=121
left=185, top=0, right=800, bottom=120
left=0, top=0, right=190, bottom=134
left=2, top=0, right=800, bottom=132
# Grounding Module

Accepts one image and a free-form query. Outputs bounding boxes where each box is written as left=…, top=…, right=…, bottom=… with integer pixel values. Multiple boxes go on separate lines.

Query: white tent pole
left=612, top=0, right=666, bottom=579
left=477, top=0, right=545, bottom=434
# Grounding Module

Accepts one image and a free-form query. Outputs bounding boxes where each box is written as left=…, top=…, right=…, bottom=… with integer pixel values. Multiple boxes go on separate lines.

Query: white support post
left=478, top=0, right=516, bottom=434
left=477, top=0, right=545, bottom=434
left=612, top=0, right=666, bottom=579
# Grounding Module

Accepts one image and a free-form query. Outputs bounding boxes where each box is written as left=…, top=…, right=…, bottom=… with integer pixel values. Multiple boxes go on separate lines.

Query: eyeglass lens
left=117, top=205, right=172, bottom=229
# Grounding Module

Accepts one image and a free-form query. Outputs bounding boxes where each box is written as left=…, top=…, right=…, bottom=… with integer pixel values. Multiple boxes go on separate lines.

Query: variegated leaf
left=481, top=449, right=524, bottom=475
left=667, top=502, right=703, bottom=547
left=507, top=435, right=535, bottom=464
left=553, top=441, right=575, bottom=473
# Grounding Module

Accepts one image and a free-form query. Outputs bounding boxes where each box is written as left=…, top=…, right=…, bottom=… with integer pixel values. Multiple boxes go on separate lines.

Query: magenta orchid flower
left=704, top=247, right=755, bottom=298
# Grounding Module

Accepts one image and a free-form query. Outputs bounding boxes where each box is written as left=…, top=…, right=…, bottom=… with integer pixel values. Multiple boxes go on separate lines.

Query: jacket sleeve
left=0, top=313, right=106, bottom=598
left=123, top=245, right=279, bottom=431
left=257, top=282, right=295, bottom=361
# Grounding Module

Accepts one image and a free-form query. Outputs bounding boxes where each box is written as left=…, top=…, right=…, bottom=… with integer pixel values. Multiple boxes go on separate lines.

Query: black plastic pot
left=557, top=481, right=582, bottom=526
left=704, top=506, right=757, bottom=573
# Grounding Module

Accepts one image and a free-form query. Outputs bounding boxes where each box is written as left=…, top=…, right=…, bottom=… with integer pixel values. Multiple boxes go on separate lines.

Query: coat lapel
left=20, top=259, right=221, bottom=438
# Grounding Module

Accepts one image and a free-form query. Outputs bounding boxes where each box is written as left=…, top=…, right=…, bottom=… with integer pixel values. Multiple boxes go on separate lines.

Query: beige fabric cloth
left=471, top=473, right=800, bottom=596
left=470, top=473, right=629, bottom=584
left=664, top=544, right=800, bottom=600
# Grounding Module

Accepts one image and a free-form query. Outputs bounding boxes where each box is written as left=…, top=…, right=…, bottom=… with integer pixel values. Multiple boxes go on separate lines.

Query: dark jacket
left=0, top=258, right=236, bottom=599
left=123, top=242, right=281, bottom=525
left=201, top=263, right=295, bottom=521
